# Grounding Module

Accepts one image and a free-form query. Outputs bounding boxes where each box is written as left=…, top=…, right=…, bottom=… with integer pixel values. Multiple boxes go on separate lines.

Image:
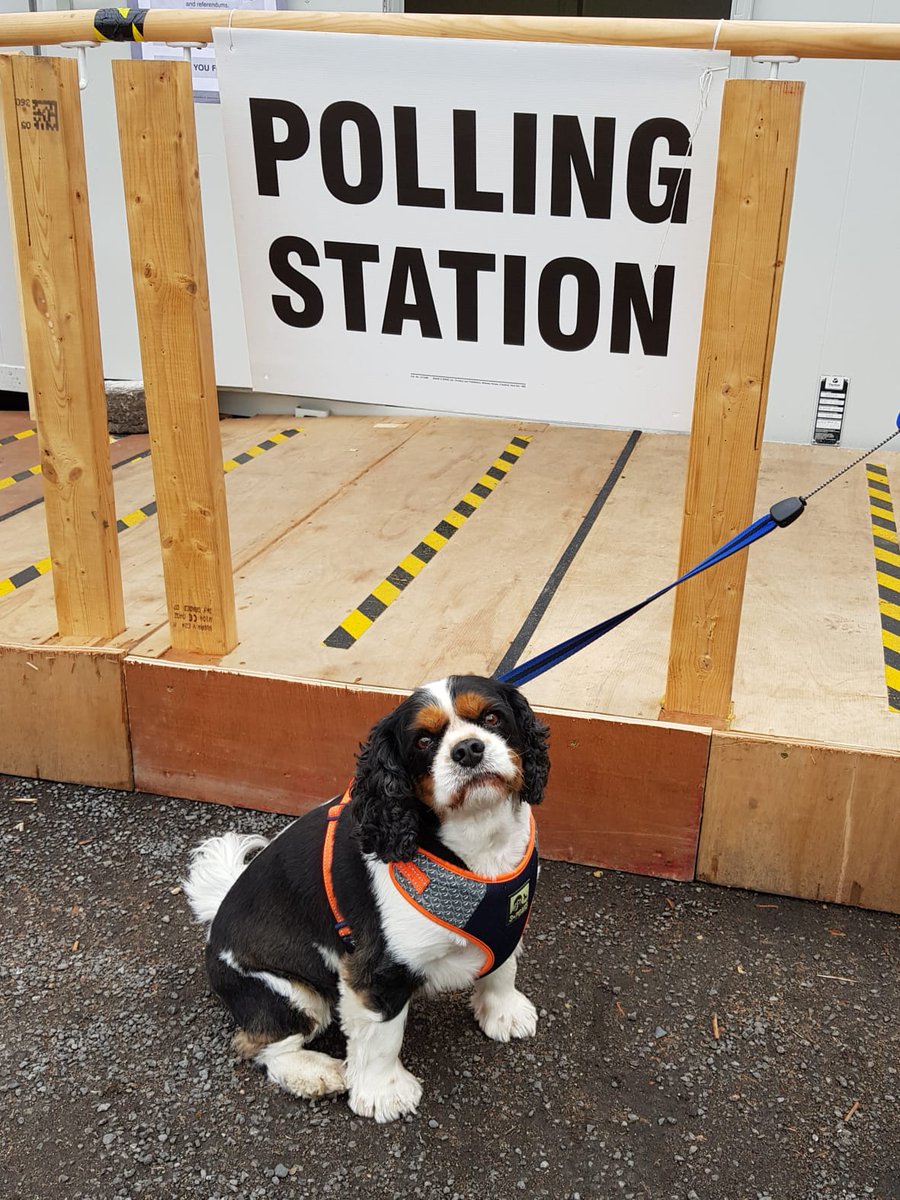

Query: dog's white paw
left=349, top=1063, right=423, bottom=1123
left=261, top=1046, right=347, bottom=1099
left=472, top=988, right=538, bottom=1043
left=286, top=1051, right=347, bottom=1098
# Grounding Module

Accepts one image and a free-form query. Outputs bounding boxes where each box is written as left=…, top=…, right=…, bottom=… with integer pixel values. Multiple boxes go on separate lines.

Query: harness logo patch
left=507, top=881, right=531, bottom=924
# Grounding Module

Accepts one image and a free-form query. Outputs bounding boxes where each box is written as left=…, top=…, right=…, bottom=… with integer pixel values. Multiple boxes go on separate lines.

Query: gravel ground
left=2, top=775, right=898, bottom=1200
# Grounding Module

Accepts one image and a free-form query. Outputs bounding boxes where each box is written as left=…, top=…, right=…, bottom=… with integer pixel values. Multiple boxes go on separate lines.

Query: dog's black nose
left=451, top=738, right=485, bottom=768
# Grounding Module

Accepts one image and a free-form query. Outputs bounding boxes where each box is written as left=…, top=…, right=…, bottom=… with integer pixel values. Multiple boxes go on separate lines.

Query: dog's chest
left=367, top=860, right=488, bottom=991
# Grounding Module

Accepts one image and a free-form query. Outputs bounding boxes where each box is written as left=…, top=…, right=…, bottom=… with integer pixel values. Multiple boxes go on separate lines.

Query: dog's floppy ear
left=352, top=708, right=420, bottom=863
left=501, top=683, right=550, bottom=807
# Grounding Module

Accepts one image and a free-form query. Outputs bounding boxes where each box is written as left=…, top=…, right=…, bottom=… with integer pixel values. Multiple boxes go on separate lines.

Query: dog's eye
left=483, top=712, right=500, bottom=728
left=416, top=734, right=433, bottom=751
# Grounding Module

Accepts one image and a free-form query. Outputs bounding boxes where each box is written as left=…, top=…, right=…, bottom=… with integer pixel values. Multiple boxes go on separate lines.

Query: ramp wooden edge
left=124, top=657, right=709, bottom=881
left=0, top=641, right=132, bottom=789
left=698, top=730, right=900, bottom=915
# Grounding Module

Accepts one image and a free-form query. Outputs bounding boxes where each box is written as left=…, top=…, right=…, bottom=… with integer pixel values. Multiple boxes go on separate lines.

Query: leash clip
left=769, top=496, right=806, bottom=528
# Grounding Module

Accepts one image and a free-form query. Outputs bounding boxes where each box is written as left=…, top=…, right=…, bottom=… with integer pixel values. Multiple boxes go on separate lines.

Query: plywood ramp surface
left=0, top=434, right=151, bottom=523
left=0, top=414, right=35, bottom=439
left=699, top=731, right=900, bottom=914
left=1, top=415, right=408, bottom=646
left=519, top=431, right=688, bottom=718
left=4, top=416, right=898, bottom=762
left=0, top=434, right=45, bottom=508
left=0, top=433, right=154, bottom=588
left=116, top=414, right=431, bottom=654
left=0, top=418, right=283, bottom=643
left=138, top=415, right=549, bottom=682
left=283, top=423, right=630, bottom=690
left=733, top=443, right=900, bottom=752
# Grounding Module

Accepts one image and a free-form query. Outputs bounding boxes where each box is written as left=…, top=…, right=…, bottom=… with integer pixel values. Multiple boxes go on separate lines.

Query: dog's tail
left=182, top=832, right=270, bottom=930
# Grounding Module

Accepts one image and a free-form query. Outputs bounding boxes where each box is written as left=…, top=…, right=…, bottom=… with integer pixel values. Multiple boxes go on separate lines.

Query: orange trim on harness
left=323, top=788, right=354, bottom=947
left=387, top=868, right=496, bottom=976
left=386, top=812, right=537, bottom=978
left=416, top=812, right=536, bottom=884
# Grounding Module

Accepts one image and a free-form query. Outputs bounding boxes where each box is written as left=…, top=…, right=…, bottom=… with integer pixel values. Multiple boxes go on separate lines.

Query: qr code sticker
left=32, top=99, right=59, bottom=133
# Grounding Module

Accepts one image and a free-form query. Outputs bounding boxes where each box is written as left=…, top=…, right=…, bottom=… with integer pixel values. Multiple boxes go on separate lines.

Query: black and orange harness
left=323, top=791, right=539, bottom=978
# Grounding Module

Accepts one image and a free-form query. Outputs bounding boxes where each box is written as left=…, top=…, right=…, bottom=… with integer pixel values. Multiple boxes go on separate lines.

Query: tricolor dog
left=183, top=675, right=549, bottom=1122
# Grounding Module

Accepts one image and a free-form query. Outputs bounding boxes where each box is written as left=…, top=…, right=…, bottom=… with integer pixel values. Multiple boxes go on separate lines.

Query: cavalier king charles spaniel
left=183, top=674, right=549, bottom=1123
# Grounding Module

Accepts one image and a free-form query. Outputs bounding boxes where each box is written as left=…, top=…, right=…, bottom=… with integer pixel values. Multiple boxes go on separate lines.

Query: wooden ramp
left=2, top=412, right=898, bottom=910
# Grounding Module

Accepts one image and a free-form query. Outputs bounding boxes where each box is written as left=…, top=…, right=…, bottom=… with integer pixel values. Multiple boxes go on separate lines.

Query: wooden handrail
left=1, top=11, right=900, bottom=60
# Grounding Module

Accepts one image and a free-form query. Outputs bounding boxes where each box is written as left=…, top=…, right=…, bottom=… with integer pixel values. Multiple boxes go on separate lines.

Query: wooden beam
left=112, top=58, right=237, bottom=656
left=0, top=53, right=125, bottom=639
left=0, top=641, right=133, bottom=789
left=3, top=12, right=900, bottom=59
left=125, top=660, right=708, bottom=881
left=661, top=79, right=803, bottom=726
left=537, top=709, right=708, bottom=880
left=699, top=732, right=900, bottom=915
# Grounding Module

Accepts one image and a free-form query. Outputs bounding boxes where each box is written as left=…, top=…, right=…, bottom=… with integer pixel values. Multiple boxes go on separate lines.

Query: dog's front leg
left=339, top=965, right=422, bottom=1123
left=471, top=951, right=538, bottom=1042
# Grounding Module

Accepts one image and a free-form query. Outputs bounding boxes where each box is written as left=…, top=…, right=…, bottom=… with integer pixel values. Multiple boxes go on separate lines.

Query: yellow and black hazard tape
left=0, top=427, right=36, bottom=448
left=866, top=463, right=900, bottom=712
left=0, top=462, right=42, bottom=492
left=93, top=7, right=147, bottom=42
left=0, top=442, right=148, bottom=528
left=222, top=427, right=302, bottom=473
left=0, top=554, right=52, bottom=598
left=324, top=435, right=532, bottom=649
left=110, top=427, right=303, bottom=532
left=0, top=427, right=303, bottom=601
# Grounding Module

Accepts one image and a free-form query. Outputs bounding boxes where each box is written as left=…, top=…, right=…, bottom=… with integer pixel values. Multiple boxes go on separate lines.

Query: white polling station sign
left=215, top=31, right=726, bottom=428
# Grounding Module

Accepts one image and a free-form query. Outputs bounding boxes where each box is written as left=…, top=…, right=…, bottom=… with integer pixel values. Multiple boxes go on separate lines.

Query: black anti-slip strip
left=492, top=429, right=642, bottom=681
left=0, top=493, right=44, bottom=525
left=0, top=446, right=150, bottom=525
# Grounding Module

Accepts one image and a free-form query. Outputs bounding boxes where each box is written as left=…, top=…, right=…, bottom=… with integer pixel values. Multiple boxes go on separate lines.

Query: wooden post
left=661, top=79, right=804, bottom=728
left=112, top=58, right=237, bottom=656
left=0, top=53, right=125, bottom=639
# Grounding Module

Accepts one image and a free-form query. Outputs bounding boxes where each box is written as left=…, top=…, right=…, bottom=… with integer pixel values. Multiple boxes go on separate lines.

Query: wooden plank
left=0, top=414, right=399, bottom=648
left=157, top=416, right=544, bottom=681
left=0, top=415, right=35, bottom=440
left=520, top=431, right=687, bottom=720
left=126, top=657, right=708, bottom=879
left=0, top=641, right=132, bottom=788
left=119, top=414, right=431, bottom=659
left=112, top=58, right=236, bottom=656
left=0, top=418, right=287, bottom=636
left=538, top=707, right=708, bottom=879
left=295, top=424, right=629, bottom=688
left=663, top=80, right=804, bottom=726
left=0, top=53, right=125, bottom=639
left=4, top=11, right=900, bottom=60
left=128, top=661, right=404, bottom=812
left=699, top=732, right=900, bottom=914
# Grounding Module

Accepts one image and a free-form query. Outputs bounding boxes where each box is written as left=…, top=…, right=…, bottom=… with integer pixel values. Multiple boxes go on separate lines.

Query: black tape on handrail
left=93, top=8, right=148, bottom=42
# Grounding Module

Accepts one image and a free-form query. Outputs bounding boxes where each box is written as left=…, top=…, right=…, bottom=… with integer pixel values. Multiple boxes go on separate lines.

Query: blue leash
left=497, top=414, right=900, bottom=689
